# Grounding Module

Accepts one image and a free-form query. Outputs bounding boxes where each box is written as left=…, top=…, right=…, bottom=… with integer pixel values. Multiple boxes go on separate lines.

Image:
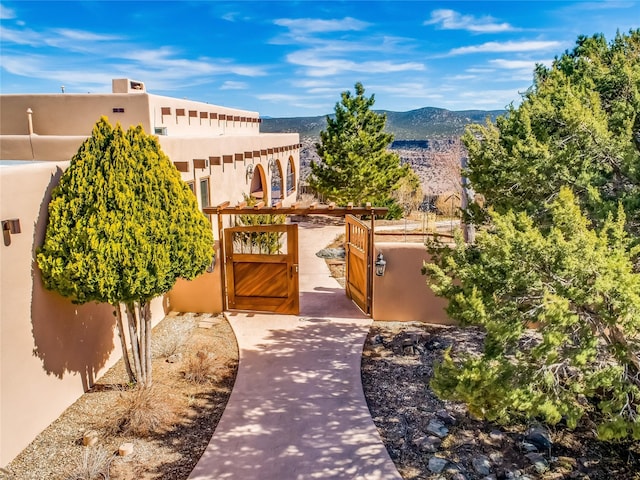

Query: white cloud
left=286, top=50, right=424, bottom=77
left=449, top=40, right=561, bottom=55
left=489, top=59, right=551, bottom=70
left=257, top=93, right=303, bottom=102
left=1, top=26, right=121, bottom=53
left=53, top=29, right=121, bottom=42
left=0, top=55, right=115, bottom=87
left=446, top=74, right=477, bottom=81
left=0, top=3, right=16, bottom=19
left=424, top=9, right=515, bottom=33
left=220, top=81, right=248, bottom=90
left=274, top=17, right=370, bottom=34
left=466, top=67, right=495, bottom=73
left=120, top=48, right=267, bottom=77
left=222, top=11, right=239, bottom=22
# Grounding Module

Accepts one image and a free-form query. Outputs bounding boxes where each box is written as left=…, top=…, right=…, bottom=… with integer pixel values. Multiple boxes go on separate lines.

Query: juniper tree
left=424, top=31, right=640, bottom=440
left=462, top=30, right=640, bottom=232
left=37, top=117, right=214, bottom=387
left=309, top=82, right=410, bottom=213
left=424, top=188, right=640, bottom=440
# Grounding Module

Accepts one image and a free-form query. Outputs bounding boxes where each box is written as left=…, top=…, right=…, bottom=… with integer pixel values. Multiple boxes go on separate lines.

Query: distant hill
left=261, top=107, right=504, bottom=140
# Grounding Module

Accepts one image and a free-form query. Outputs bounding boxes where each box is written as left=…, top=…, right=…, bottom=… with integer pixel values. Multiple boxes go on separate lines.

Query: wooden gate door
left=345, top=215, right=372, bottom=314
left=223, top=224, right=299, bottom=314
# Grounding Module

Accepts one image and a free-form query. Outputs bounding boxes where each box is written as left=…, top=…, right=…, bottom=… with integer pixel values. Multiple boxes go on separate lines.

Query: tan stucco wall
left=0, top=92, right=261, bottom=139
left=148, top=94, right=260, bottom=137
left=168, top=241, right=224, bottom=313
left=159, top=134, right=300, bottom=213
left=0, top=94, right=152, bottom=136
left=0, top=163, right=164, bottom=466
left=372, top=242, right=454, bottom=324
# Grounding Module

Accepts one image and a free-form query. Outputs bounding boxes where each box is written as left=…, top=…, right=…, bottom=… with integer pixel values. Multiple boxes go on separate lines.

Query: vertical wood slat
left=345, top=215, right=371, bottom=314
left=224, top=224, right=299, bottom=314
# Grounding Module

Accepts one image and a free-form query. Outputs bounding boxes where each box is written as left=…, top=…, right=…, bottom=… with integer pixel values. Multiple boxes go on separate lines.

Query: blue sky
left=1, top=1, right=638, bottom=117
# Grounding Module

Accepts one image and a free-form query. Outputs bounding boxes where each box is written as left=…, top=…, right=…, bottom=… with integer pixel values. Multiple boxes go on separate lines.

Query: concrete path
left=188, top=223, right=401, bottom=480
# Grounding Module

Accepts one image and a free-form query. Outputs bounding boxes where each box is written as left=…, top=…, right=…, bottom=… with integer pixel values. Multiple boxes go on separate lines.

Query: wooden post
left=369, top=211, right=376, bottom=317
left=216, top=204, right=227, bottom=311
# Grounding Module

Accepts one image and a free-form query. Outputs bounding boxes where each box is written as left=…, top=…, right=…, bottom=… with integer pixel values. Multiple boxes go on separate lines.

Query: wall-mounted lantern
left=2, top=219, right=21, bottom=247
left=375, top=252, right=386, bottom=277
left=245, top=163, right=254, bottom=183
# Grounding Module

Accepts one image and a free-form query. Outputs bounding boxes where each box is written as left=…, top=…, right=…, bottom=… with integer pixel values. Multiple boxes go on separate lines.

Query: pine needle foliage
left=462, top=30, right=640, bottom=233
left=425, top=31, right=640, bottom=442
left=424, top=188, right=640, bottom=441
left=37, top=117, right=214, bottom=386
left=309, top=82, right=411, bottom=213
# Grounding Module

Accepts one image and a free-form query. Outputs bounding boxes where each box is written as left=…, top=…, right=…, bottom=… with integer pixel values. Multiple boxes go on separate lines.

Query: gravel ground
left=361, top=321, right=640, bottom=480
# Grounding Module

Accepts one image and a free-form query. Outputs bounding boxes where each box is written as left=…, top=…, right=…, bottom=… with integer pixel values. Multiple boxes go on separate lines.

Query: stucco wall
left=0, top=163, right=165, bottom=466
left=372, top=242, right=454, bottom=324
left=168, top=241, right=224, bottom=314
left=0, top=94, right=152, bottom=136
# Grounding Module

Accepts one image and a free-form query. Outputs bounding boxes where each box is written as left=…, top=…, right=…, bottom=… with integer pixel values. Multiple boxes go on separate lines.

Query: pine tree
left=309, top=82, right=411, bottom=211
left=37, top=117, right=214, bottom=387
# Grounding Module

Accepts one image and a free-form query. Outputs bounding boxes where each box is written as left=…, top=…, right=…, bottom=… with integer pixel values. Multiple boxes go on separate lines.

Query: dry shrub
left=435, top=191, right=461, bottom=217
left=151, top=317, right=196, bottom=358
left=105, top=385, right=180, bottom=437
left=65, top=446, right=114, bottom=480
left=183, top=349, right=218, bottom=384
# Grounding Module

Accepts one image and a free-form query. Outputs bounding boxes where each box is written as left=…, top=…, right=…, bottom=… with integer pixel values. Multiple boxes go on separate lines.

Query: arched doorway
left=249, top=164, right=267, bottom=204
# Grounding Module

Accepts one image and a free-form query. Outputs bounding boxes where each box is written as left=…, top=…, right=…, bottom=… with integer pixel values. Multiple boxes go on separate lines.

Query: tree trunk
left=138, top=302, right=146, bottom=384
left=113, top=303, right=136, bottom=384
left=143, top=301, right=153, bottom=386
left=125, top=302, right=145, bottom=386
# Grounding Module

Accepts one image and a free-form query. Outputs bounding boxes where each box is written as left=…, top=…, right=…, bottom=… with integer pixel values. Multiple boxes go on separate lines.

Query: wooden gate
left=345, top=215, right=372, bottom=314
left=223, top=224, right=299, bottom=314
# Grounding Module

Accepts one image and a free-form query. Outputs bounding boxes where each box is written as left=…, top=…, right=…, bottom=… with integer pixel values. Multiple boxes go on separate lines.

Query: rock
left=489, top=452, right=503, bottom=464
left=482, top=476, right=497, bottom=480
left=472, top=455, right=492, bottom=476
left=436, top=409, right=457, bottom=425
left=119, top=442, right=134, bottom=456
left=556, top=456, right=577, bottom=469
left=489, top=429, right=504, bottom=442
left=525, top=452, right=549, bottom=474
left=166, top=353, right=182, bottom=363
left=82, top=430, right=99, bottom=447
left=525, top=425, right=552, bottom=451
left=426, top=419, right=449, bottom=438
left=315, top=247, right=345, bottom=259
left=521, top=441, right=538, bottom=452
left=428, top=456, right=448, bottom=474
left=452, top=472, right=468, bottom=480
left=413, top=435, right=441, bottom=453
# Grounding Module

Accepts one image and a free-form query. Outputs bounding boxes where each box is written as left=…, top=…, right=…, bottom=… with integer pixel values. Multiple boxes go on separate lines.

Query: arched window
left=270, top=159, right=284, bottom=206
left=286, top=156, right=296, bottom=196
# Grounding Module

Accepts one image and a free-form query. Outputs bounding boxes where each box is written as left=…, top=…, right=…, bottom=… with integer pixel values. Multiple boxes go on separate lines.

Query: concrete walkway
left=188, top=223, right=402, bottom=480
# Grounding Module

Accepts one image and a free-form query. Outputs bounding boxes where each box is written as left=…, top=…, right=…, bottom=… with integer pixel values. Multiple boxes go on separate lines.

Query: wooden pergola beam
left=204, top=203, right=389, bottom=217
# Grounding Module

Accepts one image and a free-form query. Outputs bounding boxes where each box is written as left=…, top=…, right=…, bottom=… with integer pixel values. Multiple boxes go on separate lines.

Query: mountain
left=261, top=107, right=504, bottom=140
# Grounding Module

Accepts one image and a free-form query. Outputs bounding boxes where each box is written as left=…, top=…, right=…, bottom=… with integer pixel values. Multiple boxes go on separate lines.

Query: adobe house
left=0, top=79, right=300, bottom=465
left=0, top=78, right=451, bottom=467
